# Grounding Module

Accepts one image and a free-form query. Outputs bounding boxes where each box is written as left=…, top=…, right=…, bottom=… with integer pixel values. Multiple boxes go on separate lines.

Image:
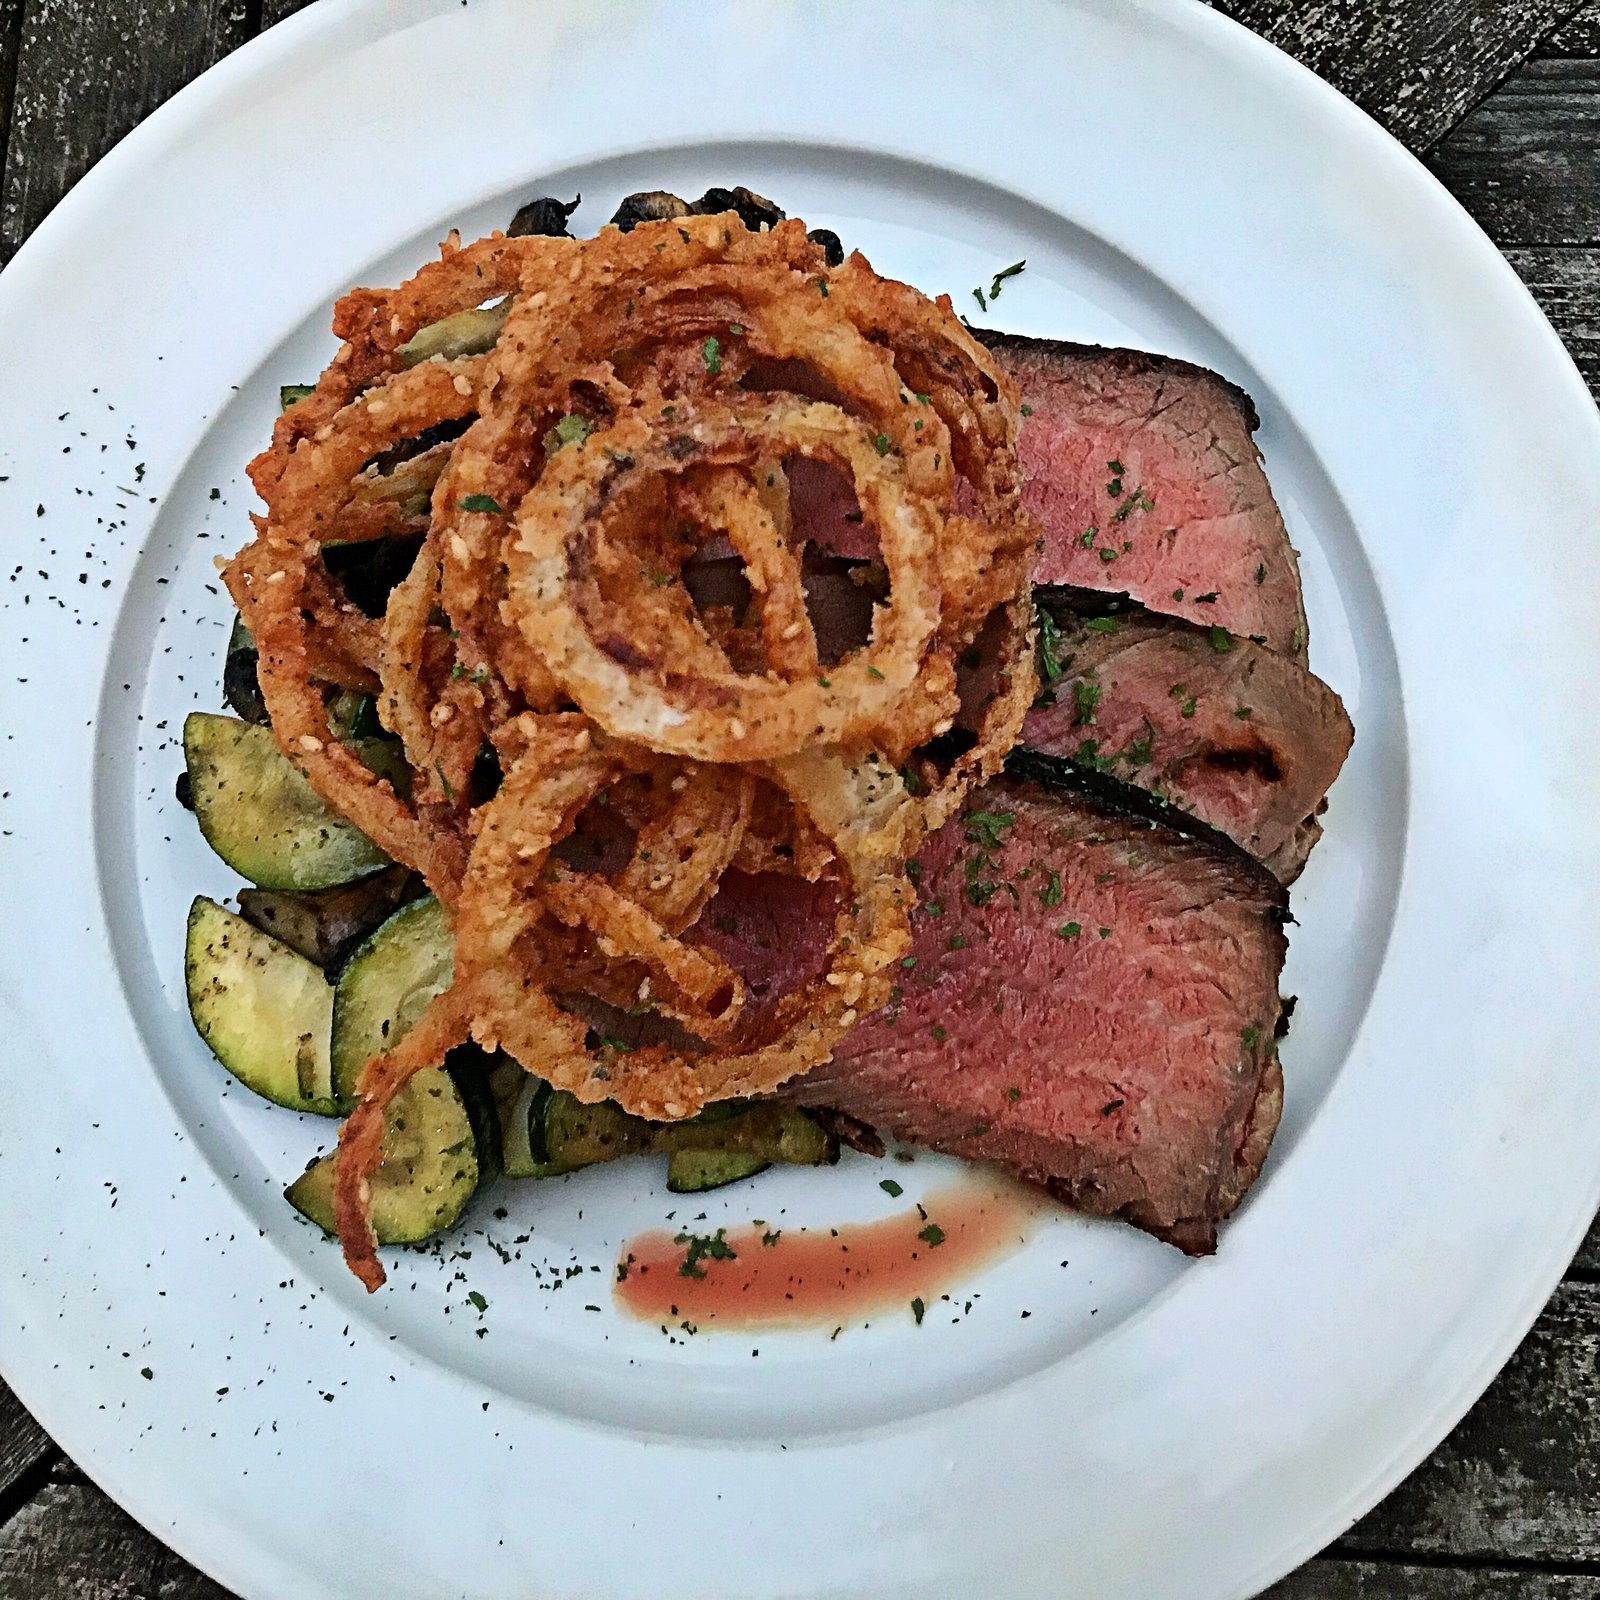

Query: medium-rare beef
left=778, top=756, right=1289, bottom=1251
left=1024, top=588, right=1353, bottom=881
left=978, top=331, right=1309, bottom=663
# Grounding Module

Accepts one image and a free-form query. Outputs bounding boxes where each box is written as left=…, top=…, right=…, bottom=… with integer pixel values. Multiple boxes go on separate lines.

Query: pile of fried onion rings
left=225, top=213, right=1037, bottom=1288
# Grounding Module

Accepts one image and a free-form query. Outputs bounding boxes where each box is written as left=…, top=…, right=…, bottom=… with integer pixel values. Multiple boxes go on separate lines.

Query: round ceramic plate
left=2, top=2, right=1598, bottom=1596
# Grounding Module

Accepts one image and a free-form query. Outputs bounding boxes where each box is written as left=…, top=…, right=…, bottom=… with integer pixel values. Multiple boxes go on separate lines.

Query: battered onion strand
left=226, top=212, right=1035, bottom=1288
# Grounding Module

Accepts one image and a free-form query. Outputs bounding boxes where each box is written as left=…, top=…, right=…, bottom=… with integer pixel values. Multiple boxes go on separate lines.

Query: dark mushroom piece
left=807, top=227, right=845, bottom=267
left=507, top=194, right=581, bottom=238
left=237, top=866, right=425, bottom=972
left=609, top=190, right=693, bottom=232
left=691, top=185, right=786, bottom=232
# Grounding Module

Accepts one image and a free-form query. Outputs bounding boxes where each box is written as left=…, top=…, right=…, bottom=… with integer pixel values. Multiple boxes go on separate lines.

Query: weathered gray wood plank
left=1429, top=57, right=1600, bottom=247
left=1504, top=247, right=1600, bottom=397
left=1339, top=1284, right=1600, bottom=1563
left=261, top=0, right=315, bottom=26
left=1266, top=1561, right=1600, bottom=1598
left=1547, top=2, right=1600, bottom=53
left=0, top=1380, right=54, bottom=1504
left=0, top=0, right=24, bottom=180
left=0, top=0, right=252, bottom=262
left=0, top=1480, right=235, bottom=1599
left=1209, top=0, right=1587, bottom=151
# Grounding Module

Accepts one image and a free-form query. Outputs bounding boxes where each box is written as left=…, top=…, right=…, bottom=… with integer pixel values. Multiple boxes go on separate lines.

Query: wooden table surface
left=1, top=2, right=1597, bottom=1595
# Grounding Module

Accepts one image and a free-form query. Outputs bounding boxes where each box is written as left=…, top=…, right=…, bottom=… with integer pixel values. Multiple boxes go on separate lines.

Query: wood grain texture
left=261, top=0, right=314, bottom=26
left=0, top=1381, right=54, bottom=1503
left=1339, top=1284, right=1600, bottom=1563
left=1428, top=57, right=1600, bottom=246
left=1504, top=248, right=1600, bottom=396
left=0, top=1480, right=235, bottom=1599
left=1266, top=1562, right=1600, bottom=1598
left=1547, top=2, right=1600, bottom=53
left=1209, top=0, right=1588, bottom=150
left=0, top=0, right=251, bottom=261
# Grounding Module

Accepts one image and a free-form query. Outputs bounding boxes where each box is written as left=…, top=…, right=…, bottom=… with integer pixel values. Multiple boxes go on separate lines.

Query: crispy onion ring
left=227, top=212, right=1036, bottom=1288
left=504, top=393, right=944, bottom=761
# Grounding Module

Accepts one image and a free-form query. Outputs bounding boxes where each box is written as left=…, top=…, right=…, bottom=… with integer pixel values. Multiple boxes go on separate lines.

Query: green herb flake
left=1058, top=921, right=1082, bottom=939
left=1234, top=706, right=1253, bottom=720
left=702, top=336, right=722, bottom=375
left=911, top=1297, right=926, bottom=1325
left=1036, top=603, right=1066, bottom=684
left=1100, top=1098, right=1125, bottom=1116
left=900, top=955, right=918, bottom=970
left=1085, top=616, right=1119, bottom=634
left=988, top=259, right=1026, bottom=299
left=1073, top=678, right=1101, bottom=726
left=866, top=664, right=885, bottom=680
left=1020, top=402, right=1033, bottom=416
left=873, top=433, right=892, bottom=456
left=880, top=1179, right=904, bottom=1198
left=962, top=810, right=1017, bottom=849
left=972, top=285, right=988, bottom=312
left=919, top=1222, right=946, bottom=1248
left=675, top=1227, right=737, bottom=1279
left=467, top=1290, right=488, bottom=1313
left=1097, top=926, right=1111, bottom=939
left=1007, top=1086, right=1022, bottom=1101
left=931, top=1024, right=948, bottom=1041
left=1241, top=1023, right=1261, bottom=1048
left=1208, top=625, right=1233, bottom=653
left=1037, top=868, right=1063, bottom=907
left=1180, top=696, right=1197, bottom=718
left=1079, top=526, right=1098, bottom=549
left=457, top=493, right=504, bottom=514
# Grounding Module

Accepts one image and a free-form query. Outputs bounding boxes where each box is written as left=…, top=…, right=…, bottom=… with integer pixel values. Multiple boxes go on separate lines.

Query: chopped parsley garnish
left=880, top=1179, right=904, bottom=1198
left=1112, top=487, right=1155, bottom=523
left=947, top=933, right=968, bottom=950
left=972, top=285, right=988, bottom=312
left=457, top=493, right=504, bottom=514
left=1036, top=602, right=1066, bottom=685
left=1180, top=696, right=1197, bottom=718
left=1100, top=1098, right=1125, bottom=1116
left=702, top=336, right=722, bottom=374
left=1073, top=678, right=1101, bottom=726
left=1194, top=591, right=1219, bottom=603
left=675, top=1227, right=736, bottom=1279
left=873, top=433, right=892, bottom=456
left=1020, top=402, right=1033, bottom=416
left=1037, top=868, right=1063, bottom=907
left=1241, top=1023, right=1261, bottom=1048
left=1058, top=921, right=1081, bottom=939
left=1085, top=616, right=1119, bottom=634
left=1235, top=706, right=1253, bottom=720
left=434, top=762, right=455, bottom=807
left=866, top=664, right=885, bottom=680
left=1098, top=926, right=1112, bottom=939
left=931, top=1024, right=948, bottom=1041
left=987, top=259, right=1026, bottom=299
left=911, top=1297, right=926, bottom=1325
left=467, top=1290, right=488, bottom=1313
left=1107, top=459, right=1125, bottom=475
left=900, top=955, right=918, bottom=970
left=963, top=810, right=1016, bottom=849
left=1208, top=625, right=1233, bottom=653
left=1079, top=526, right=1098, bottom=549
left=918, top=1222, right=946, bottom=1248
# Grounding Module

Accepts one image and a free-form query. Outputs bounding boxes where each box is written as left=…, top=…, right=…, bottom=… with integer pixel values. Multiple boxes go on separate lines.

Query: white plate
left=2, top=2, right=1597, bottom=1595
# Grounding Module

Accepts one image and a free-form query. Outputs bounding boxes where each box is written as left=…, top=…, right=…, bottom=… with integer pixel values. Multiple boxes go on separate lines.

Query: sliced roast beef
left=977, top=331, right=1308, bottom=663
left=739, top=757, right=1292, bottom=1252
left=1024, top=588, right=1353, bottom=881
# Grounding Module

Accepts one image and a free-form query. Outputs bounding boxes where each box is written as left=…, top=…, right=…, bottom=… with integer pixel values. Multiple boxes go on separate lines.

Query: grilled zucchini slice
left=286, top=1061, right=496, bottom=1244
left=666, top=1149, right=771, bottom=1192
left=330, top=895, right=454, bottom=1108
left=184, top=896, right=337, bottom=1114
left=182, top=711, right=400, bottom=890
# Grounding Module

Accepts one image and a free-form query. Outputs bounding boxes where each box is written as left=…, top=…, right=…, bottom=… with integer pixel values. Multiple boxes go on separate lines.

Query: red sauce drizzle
left=613, top=1179, right=1037, bottom=1328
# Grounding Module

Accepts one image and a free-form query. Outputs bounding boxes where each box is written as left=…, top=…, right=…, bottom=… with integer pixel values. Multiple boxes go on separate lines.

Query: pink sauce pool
left=614, top=1178, right=1039, bottom=1328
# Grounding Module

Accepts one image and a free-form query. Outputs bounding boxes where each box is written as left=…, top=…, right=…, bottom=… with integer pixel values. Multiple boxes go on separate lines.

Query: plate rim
left=2, top=2, right=1598, bottom=1596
